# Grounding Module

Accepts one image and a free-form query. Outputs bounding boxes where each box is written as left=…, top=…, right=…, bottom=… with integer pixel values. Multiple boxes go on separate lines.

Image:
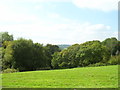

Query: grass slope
left=2, top=65, right=118, bottom=88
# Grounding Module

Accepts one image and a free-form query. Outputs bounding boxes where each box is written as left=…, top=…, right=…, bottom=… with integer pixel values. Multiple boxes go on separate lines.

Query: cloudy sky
left=0, top=0, right=118, bottom=45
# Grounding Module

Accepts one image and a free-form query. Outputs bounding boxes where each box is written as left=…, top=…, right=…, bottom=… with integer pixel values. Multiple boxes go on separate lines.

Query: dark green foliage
left=52, top=44, right=80, bottom=69
left=52, top=41, right=111, bottom=68
left=11, top=38, right=47, bottom=71
left=2, top=41, right=13, bottom=70
left=115, top=41, right=120, bottom=55
left=77, top=41, right=110, bottom=66
left=0, top=47, right=3, bottom=69
left=108, top=55, right=120, bottom=65
left=1, top=32, right=119, bottom=71
left=31, top=43, right=47, bottom=70
left=3, top=68, right=18, bottom=73
left=0, top=32, right=13, bottom=44
left=88, top=62, right=107, bottom=67
left=1, top=33, right=61, bottom=71
left=102, top=37, right=118, bottom=56
left=44, top=44, right=61, bottom=68
left=0, top=32, right=14, bottom=70
left=45, top=44, right=61, bottom=55
left=51, top=52, right=61, bottom=69
left=12, top=38, right=34, bottom=71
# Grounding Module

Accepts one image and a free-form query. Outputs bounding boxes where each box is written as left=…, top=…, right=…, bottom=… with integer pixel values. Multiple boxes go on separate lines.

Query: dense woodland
left=0, top=32, right=120, bottom=72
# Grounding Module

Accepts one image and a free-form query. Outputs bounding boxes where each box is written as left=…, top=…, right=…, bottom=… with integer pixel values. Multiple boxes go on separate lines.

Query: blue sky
left=0, top=0, right=118, bottom=45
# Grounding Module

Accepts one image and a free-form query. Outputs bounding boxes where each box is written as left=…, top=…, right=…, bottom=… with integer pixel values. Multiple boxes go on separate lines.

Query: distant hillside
left=57, top=44, right=71, bottom=50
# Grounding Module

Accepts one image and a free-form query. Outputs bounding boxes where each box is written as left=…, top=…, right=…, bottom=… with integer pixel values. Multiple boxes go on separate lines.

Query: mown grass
left=2, top=65, right=118, bottom=88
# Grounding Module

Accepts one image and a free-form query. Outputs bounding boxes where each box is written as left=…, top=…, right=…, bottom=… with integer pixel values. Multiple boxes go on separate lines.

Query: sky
left=0, top=0, right=118, bottom=45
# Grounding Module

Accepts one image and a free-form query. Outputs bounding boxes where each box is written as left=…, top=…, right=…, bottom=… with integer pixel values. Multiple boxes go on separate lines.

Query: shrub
left=59, top=62, right=68, bottom=69
left=88, top=62, right=107, bottom=67
left=108, top=55, right=120, bottom=65
left=3, top=68, right=18, bottom=73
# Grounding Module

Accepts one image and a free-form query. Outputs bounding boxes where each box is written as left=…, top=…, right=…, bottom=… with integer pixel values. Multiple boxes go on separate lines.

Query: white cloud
left=72, top=0, right=118, bottom=11
left=34, top=5, right=44, bottom=10
left=48, top=13, right=60, bottom=18
left=0, top=3, right=39, bottom=23
left=0, top=21, right=117, bottom=44
left=1, top=0, right=118, bottom=12
left=0, top=0, right=117, bottom=44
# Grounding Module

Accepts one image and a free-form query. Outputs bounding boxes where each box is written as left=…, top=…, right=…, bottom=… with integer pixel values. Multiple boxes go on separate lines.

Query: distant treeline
left=0, top=32, right=120, bottom=72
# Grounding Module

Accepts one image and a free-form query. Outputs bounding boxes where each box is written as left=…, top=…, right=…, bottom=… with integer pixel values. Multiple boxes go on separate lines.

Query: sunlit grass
left=2, top=65, right=118, bottom=88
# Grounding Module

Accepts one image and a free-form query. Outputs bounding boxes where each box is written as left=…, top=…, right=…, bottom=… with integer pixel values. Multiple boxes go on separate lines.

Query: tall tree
left=102, top=37, right=118, bottom=56
left=52, top=40, right=111, bottom=68
left=2, top=41, right=13, bottom=70
left=0, top=32, right=13, bottom=44
left=44, top=44, right=61, bottom=68
left=11, top=38, right=47, bottom=71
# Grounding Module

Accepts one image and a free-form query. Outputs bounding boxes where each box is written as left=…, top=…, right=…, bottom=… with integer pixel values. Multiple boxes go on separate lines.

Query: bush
left=59, top=62, right=68, bottom=69
left=88, top=62, right=107, bottom=67
left=108, top=55, right=120, bottom=65
left=3, top=68, right=18, bottom=73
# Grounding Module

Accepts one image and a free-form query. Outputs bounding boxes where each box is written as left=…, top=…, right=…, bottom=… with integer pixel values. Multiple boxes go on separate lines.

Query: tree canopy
left=0, top=32, right=119, bottom=72
left=0, top=32, right=13, bottom=43
left=51, top=41, right=111, bottom=68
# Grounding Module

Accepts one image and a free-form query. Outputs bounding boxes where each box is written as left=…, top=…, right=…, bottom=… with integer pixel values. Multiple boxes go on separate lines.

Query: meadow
left=2, top=65, right=118, bottom=88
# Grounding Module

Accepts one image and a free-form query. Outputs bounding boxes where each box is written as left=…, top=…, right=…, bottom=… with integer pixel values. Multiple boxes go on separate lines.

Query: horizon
left=0, top=0, right=118, bottom=45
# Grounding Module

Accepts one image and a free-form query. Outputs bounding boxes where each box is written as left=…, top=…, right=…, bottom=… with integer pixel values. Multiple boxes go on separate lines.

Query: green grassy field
left=2, top=65, right=118, bottom=88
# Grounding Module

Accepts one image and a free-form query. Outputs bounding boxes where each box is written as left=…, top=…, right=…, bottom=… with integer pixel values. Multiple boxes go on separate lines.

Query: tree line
left=0, top=32, right=119, bottom=72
